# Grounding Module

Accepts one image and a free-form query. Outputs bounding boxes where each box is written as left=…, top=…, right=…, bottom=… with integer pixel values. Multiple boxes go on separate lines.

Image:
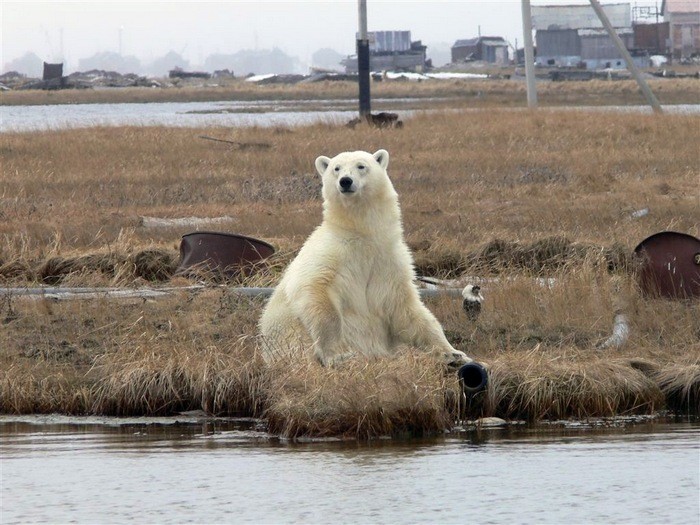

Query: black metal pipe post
left=357, top=38, right=371, bottom=117
left=357, top=0, right=371, bottom=118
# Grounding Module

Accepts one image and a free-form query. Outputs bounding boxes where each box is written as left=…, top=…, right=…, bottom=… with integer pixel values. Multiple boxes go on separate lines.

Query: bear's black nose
left=339, top=177, right=353, bottom=190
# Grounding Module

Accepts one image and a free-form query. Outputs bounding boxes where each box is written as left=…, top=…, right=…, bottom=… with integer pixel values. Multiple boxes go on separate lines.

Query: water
left=0, top=99, right=398, bottom=132
left=2, top=100, right=698, bottom=133
left=1, top=416, right=698, bottom=524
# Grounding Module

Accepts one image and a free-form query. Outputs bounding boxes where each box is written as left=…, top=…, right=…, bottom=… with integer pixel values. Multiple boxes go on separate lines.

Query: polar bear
left=258, top=149, right=472, bottom=368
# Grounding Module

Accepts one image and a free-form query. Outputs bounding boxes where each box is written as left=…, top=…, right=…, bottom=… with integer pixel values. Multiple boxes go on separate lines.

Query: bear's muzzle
left=339, top=176, right=355, bottom=193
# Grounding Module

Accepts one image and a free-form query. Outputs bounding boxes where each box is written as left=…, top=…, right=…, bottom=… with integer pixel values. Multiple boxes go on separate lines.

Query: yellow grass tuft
left=474, top=355, right=664, bottom=420
left=0, top=364, right=92, bottom=414
left=263, top=354, right=451, bottom=439
left=90, top=340, right=264, bottom=416
left=653, top=356, right=700, bottom=413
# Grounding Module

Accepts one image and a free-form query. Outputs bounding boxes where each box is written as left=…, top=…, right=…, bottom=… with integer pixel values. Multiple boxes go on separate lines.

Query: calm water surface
left=0, top=99, right=396, bottom=132
left=2, top=101, right=698, bottom=132
left=1, top=416, right=698, bottom=524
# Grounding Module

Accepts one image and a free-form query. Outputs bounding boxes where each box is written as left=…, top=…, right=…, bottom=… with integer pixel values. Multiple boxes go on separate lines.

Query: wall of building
left=634, top=22, right=670, bottom=53
left=667, top=13, right=700, bottom=56
left=580, top=32, right=634, bottom=60
left=451, top=45, right=478, bottom=63
left=481, top=44, right=509, bottom=65
left=368, top=31, right=412, bottom=53
left=343, top=53, right=425, bottom=73
left=537, top=29, right=581, bottom=56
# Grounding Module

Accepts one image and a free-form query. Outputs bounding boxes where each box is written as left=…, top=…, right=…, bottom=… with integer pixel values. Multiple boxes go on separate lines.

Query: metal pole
left=357, top=0, right=371, bottom=118
left=0, top=286, right=464, bottom=300
left=521, top=0, right=537, bottom=108
left=589, top=0, right=662, bottom=113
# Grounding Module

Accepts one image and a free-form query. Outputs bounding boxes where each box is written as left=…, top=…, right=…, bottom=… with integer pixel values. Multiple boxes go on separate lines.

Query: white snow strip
left=244, top=74, right=277, bottom=82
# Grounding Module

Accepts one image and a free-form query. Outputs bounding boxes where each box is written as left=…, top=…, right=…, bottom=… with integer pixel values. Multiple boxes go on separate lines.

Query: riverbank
left=1, top=109, right=698, bottom=437
left=1, top=75, right=699, bottom=107
left=2, top=283, right=698, bottom=438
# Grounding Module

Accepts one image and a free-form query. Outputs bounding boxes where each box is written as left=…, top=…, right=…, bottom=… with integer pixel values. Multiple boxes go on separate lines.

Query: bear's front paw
left=314, top=344, right=355, bottom=368
left=445, top=349, right=472, bottom=369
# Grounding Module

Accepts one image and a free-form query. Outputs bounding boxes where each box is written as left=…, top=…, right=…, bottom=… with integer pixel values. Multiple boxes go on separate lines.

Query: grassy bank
left=1, top=76, right=699, bottom=107
left=1, top=108, right=698, bottom=437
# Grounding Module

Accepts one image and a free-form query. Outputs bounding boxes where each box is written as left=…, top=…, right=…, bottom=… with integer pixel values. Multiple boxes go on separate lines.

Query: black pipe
left=458, top=362, right=488, bottom=395
left=357, top=38, right=371, bottom=117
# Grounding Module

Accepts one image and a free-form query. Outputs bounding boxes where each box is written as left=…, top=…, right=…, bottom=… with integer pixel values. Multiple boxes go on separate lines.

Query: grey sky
left=2, top=1, right=658, bottom=72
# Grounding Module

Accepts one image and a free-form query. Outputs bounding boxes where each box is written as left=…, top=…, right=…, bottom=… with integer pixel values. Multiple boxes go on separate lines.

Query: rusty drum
left=634, top=231, right=700, bottom=299
left=176, top=232, right=275, bottom=278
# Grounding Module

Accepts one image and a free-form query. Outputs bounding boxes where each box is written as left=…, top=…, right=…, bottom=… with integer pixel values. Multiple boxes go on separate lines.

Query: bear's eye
left=357, top=164, right=366, bottom=170
left=334, top=166, right=340, bottom=172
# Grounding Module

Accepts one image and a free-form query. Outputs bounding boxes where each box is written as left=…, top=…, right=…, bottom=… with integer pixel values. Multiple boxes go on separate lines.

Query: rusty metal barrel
left=634, top=231, right=700, bottom=299
left=176, top=232, right=275, bottom=278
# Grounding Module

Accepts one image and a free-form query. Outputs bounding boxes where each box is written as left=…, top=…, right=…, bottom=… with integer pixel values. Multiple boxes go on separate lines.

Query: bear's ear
left=315, top=155, right=331, bottom=176
left=373, top=149, right=389, bottom=170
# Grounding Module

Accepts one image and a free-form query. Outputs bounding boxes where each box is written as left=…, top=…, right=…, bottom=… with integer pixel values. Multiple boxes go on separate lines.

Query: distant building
left=662, top=0, right=700, bottom=58
left=368, top=30, right=412, bottom=53
left=342, top=31, right=427, bottom=73
left=532, top=2, right=646, bottom=69
left=580, top=28, right=636, bottom=69
left=43, top=62, right=63, bottom=81
left=451, top=37, right=509, bottom=65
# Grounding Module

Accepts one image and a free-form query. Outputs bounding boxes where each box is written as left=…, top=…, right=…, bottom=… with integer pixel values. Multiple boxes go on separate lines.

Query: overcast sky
left=2, top=0, right=659, bottom=71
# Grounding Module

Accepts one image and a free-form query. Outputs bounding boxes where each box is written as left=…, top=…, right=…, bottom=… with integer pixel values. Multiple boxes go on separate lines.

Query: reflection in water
left=1, top=417, right=698, bottom=524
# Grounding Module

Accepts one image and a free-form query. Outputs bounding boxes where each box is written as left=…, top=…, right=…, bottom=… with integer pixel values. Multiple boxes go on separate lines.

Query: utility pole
left=589, top=0, right=662, bottom=113
left=357, top=0, right=371, bottom=118
left=521, top=0, right=537, bottom=108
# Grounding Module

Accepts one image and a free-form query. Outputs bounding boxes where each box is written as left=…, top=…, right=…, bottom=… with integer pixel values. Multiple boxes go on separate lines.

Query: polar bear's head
left=314, top=149, right=395, bottom=206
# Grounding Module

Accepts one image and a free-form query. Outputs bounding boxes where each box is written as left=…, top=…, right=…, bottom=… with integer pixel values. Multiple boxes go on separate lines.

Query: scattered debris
left=169, top=67, right=211, bottom=79
left=139, top=216, right=236, bottom=228
left=212, top=69, right=235, bottom=78
left=630, top=208, right=650, bottom=219
left=347, top=112, right=403, bottom=129
left=651, top=69, right=700, bottom=79
left=597, top=313, right=631, bottom=350
left=198, top=135, right=272, bottom=149
left=244, top=73, right=306, bottom=84
left=175, top=232, right=275, bottom=279
left=475, top=417, right=508, bottom=428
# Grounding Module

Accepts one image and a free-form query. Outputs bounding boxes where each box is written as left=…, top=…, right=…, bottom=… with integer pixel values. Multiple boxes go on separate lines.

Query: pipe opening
left=458, top=362, right=488, bottom=394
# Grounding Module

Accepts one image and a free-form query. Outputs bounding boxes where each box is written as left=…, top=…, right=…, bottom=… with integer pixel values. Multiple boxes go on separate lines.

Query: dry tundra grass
left=1, top=76, right=698, bottom=107
left=1, top=105, right=699, bottom=437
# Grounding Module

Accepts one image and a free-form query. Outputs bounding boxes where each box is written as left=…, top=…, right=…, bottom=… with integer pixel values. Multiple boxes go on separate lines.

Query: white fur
left=258, top=149, right=472, bottom=367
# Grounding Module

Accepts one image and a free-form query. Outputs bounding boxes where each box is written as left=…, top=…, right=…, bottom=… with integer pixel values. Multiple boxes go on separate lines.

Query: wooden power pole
left=589, top=0, right=662, bottom=113
left=521, top=0, right=538, bottom=109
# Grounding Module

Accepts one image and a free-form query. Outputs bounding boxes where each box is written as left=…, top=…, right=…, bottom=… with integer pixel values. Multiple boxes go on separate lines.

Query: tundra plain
left=1, top=89, right=699, bottom=437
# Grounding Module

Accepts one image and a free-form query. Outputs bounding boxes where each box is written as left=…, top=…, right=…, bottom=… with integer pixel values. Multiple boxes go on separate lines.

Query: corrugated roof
left=532, top=3, right=631, bottom=30
left=452, top=36, right=506, bottom=48
left=453, top=38, right=480, bottom=48
left=480, top=37, right=507, bottom=44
